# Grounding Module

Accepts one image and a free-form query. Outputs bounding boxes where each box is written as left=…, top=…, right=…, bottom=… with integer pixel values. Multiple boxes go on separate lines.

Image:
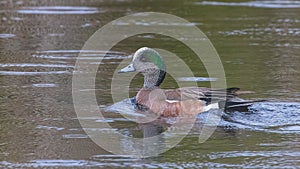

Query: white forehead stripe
left=133, top=47, right=154, bottom=60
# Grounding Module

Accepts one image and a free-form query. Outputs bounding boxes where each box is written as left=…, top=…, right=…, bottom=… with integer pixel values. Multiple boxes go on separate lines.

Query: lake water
left=0, top=0, right=299, bottom=168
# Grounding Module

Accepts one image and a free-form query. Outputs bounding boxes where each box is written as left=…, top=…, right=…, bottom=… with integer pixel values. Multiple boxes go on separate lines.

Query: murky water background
left=0, top=0, right=299, bottom=168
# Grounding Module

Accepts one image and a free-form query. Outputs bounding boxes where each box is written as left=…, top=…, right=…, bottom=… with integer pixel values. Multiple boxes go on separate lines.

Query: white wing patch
left=166, top=100, right=180, bottom=103
left=204, top=102, right=219, bottom=111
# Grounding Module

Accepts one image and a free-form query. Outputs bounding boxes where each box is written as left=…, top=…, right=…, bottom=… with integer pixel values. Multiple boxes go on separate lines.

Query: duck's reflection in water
left=116, top=112, right=198, bottom=157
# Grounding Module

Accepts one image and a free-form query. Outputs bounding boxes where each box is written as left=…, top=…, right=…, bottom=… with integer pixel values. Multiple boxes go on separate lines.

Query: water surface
left=0, top=0, right=299, bottom=168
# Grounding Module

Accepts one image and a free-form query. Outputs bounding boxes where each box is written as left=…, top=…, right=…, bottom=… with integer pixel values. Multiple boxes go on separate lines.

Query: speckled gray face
left=119, top=47, right=166, bottom=75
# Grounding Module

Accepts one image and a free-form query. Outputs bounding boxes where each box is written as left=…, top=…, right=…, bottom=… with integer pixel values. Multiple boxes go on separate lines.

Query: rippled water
left=198, top=0, right=300, bottom=8
left=0, top=0, right=299, bottom=168
left=17, top=6, right=102, bottom=15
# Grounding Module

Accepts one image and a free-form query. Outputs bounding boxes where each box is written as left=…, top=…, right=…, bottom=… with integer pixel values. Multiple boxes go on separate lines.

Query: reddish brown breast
left=136, top=88, right=152, bottom=106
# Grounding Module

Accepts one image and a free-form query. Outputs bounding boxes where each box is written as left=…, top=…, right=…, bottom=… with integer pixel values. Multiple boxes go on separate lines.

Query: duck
left=118, top=47, right=260, bottom=117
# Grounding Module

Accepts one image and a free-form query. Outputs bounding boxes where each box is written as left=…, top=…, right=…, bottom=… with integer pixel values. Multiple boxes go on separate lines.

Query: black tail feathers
left=219, top=98, right=265, bottom=112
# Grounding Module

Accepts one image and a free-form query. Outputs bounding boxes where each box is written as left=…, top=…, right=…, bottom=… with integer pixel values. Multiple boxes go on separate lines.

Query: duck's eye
left=140, top=57, right=147, bottom=62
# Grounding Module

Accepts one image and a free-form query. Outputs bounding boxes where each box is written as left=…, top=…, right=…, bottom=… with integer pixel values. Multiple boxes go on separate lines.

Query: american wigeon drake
left=118, top=47, right=259, bottom=117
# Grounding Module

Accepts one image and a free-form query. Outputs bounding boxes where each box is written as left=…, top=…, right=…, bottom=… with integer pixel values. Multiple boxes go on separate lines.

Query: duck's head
left=118, top=47, right=166, bottom=88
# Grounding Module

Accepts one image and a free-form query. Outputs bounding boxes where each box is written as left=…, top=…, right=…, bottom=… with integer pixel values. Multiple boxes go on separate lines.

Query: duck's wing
left=164, top=87, right=239, bottom=102
left=163, top=87, right=265, bottom=112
